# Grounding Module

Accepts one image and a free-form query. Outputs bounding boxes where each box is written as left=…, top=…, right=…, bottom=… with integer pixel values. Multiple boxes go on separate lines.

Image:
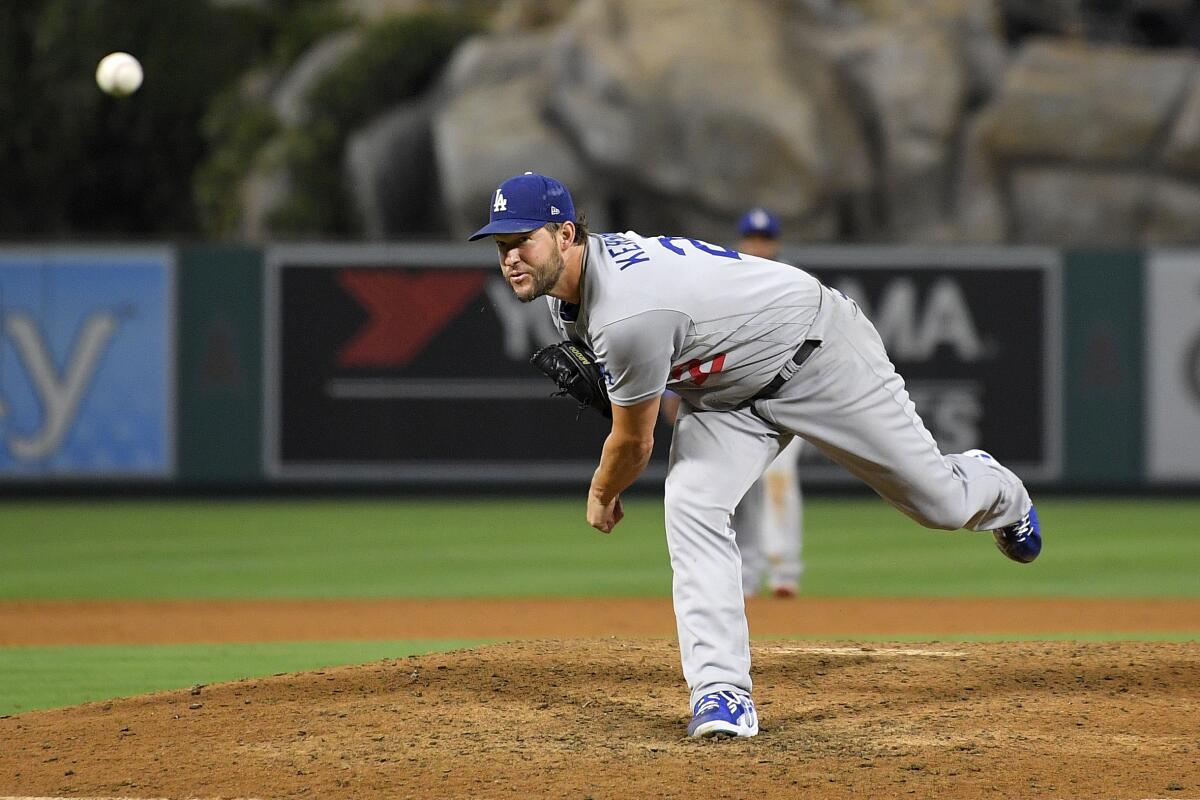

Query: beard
left=514, top=246, right=566, bottom=303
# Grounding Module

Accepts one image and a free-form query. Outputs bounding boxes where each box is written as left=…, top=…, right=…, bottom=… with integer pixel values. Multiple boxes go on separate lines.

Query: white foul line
left=755, top=645, right=965, bottom=657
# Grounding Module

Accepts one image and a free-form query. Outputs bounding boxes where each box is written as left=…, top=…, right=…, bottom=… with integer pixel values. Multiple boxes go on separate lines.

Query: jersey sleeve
left=592, top=310, right=686, bottom=406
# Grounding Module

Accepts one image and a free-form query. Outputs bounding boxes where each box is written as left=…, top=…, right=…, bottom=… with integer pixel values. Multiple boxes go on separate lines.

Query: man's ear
left=560, top=220, right=575, bottom=249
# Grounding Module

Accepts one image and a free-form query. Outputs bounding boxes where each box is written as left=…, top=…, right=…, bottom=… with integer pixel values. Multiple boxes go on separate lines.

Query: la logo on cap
left=493, top=189, right=507, bottom=212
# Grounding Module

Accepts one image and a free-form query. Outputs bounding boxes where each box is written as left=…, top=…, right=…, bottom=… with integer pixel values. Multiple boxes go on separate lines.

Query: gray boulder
left=539, top=0, right=873, bottom=243
left=1162, top=76, right=1200, bottom=172
left=975, top=39, right=1194, bottom=161
left=345, top=99, right=443, bottom=238
left=1009, top=169, right=1149, bottom=244
left=339, top=0, right=1200, bottom=246
left=794, top=0, right=1007, bottom=241
left=1145, top=177, right=1200, bottom=243
left=380, top=0, right=1008, bottom=243
left=431, top=27, right=602, bottom=238
left=960, top=39, right=1200, bottom=243
left=433, top=67, right=594, bottom=239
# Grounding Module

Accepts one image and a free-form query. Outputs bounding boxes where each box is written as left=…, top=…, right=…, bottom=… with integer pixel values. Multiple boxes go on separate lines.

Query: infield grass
left=0, top=639, right=490, bottom=716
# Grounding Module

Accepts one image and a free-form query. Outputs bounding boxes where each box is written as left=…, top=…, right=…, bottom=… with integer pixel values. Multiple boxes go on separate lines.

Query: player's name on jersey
left=599, top=232, right=650, bottom=270
left=599, top=232, right=742, bottom=271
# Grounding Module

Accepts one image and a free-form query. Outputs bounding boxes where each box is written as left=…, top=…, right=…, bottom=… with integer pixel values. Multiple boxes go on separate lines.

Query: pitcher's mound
left=2, top=639, right=1197, bottom=799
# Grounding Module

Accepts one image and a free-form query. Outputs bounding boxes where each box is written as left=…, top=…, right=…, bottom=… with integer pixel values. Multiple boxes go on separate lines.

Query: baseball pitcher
left=472, top=172, right=1041, bottom=739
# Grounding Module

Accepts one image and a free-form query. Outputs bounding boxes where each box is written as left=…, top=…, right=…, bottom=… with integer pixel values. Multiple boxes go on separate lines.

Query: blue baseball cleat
left=687, top=690, right=759, bottom=738
left=964, top=449, right=1042, bottom=564
left=992, top=504, right=1041, bottom=563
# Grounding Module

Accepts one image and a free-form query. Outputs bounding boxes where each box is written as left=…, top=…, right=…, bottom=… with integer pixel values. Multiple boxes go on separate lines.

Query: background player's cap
left=737, top=207, right=781, bottom=239
left=468, top=172, right=576, bottom=241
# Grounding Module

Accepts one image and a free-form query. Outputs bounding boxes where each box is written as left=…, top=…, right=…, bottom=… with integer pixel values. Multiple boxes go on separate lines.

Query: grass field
left=1, top=496, right=1197, bottom=714
left=4, top=496, right=1199, bottom=599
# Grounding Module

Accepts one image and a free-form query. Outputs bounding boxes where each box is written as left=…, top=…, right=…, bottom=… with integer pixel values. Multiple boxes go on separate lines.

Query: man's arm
left=587, top=394, right=661, bottom=533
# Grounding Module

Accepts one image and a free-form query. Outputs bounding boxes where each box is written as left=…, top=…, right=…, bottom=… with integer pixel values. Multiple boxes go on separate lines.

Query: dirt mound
left=2, top=639, right=1197, bottom=799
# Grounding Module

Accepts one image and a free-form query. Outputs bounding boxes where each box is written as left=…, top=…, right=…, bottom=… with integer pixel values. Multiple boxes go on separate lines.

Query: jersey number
left=656, top=237, right=741, bottom=260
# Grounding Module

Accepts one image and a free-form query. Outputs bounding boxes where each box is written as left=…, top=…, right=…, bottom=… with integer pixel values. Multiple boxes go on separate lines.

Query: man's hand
left=585, top=395, right=658, bottom=534
left=587, top=492, right=624, bottom=533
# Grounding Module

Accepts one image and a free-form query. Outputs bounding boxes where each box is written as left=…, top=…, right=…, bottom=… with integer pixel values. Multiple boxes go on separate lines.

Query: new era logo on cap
left=469, top=172, right=576, bottom=241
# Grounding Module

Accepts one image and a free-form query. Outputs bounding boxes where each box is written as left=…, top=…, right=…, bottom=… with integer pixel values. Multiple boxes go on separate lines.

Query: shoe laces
left=1002, top=513, right=1033, bottom=542
left=695, top=690, right=748, bottom=716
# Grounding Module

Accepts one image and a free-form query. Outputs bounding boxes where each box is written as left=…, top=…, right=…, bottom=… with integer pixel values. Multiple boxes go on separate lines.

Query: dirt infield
left=4, top=596, right=1200, bottom=644
left=1, top=599, right=1198, bottom=799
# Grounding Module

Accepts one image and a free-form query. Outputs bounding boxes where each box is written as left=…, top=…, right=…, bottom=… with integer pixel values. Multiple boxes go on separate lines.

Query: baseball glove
left=530, top=340, right=612, bottom=419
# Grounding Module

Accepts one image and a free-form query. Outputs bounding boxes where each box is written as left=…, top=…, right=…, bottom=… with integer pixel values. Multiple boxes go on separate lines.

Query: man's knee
left=906, top=494, right=971, bottom=531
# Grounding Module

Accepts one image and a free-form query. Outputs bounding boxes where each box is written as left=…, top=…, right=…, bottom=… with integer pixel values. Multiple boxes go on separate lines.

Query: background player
left=660, top=208, right=804, bottom=598
left=471, top=172, right=1042, bottom=740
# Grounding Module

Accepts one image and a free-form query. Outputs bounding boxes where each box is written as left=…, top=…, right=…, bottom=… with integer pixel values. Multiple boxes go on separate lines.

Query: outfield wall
left=1, top=243, right=1195, bottom=490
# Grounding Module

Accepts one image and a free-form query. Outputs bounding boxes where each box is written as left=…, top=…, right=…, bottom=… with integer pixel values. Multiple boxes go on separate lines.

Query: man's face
left=494, top=226, right=567, bottom=303
left=738, top=234, right=780, bottom=261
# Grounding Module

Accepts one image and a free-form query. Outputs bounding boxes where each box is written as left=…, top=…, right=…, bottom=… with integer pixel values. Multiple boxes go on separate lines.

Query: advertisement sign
left=1145, top=251, right=1200, bottom=480
left=0, top=249, right=174, bottom=478
left=784, top=247, right=1062, bottom=482
left=265, top=245, right=616, bottom=482
left=267, top=244, right=1061, bottom=486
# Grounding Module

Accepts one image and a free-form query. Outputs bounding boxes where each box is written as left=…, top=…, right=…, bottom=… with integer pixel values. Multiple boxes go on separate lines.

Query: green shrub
left=271, top=2, right=356, bottom=67
left=194, top=87, right=281, bottom=238
left=0, top=0, right=268, bottom=236
left=193, top=0, right=358, bottom=239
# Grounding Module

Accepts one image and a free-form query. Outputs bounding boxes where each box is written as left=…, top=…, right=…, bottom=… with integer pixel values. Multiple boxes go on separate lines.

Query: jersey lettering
left=600, top=233, right=651, bottom=270
left=656, top=236, right=741, bottom=260
left=670, top=353, right=727, bottom=386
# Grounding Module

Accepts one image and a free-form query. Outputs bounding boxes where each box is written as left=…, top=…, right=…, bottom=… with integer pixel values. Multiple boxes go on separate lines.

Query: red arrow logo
left=336, top=270, right=488, bottom=369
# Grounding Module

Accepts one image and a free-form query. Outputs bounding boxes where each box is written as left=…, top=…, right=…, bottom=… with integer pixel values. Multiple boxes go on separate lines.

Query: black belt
left=751, top=339, right=821, bottom=401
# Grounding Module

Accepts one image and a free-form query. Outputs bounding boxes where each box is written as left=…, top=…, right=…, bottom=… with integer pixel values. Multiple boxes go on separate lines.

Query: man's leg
left=665, top=403, right=784, bottom=706
left=761, top=289, right=1031, bottom=534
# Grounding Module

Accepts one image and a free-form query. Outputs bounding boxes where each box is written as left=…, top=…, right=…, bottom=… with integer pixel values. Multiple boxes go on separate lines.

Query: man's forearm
left=590, top=433, right=654, bottom=503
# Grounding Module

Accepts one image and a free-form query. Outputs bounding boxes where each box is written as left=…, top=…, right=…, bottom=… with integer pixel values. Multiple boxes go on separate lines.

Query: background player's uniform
left=549, top=230, right=1032, bottom=707
left=734, top=437, right=803, bottom=596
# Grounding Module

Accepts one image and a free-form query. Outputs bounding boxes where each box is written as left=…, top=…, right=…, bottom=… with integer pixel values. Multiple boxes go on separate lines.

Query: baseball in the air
left=95, top=52, right=143, bottom=97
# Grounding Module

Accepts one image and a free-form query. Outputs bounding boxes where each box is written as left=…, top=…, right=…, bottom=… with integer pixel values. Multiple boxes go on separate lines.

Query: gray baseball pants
left=664, top=286, right=1031, bottom=705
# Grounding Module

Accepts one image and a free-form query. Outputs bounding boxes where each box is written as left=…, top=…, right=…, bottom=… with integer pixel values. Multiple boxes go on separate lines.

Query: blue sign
left=0, top=249, right=174, bottom=478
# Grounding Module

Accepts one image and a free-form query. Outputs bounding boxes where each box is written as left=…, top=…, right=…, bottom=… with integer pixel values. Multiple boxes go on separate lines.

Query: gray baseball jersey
left=548, top=232, right=824, bottom=410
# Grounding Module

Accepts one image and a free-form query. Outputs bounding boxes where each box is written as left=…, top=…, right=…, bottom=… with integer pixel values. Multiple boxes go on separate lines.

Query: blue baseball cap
left=737, top=207, right=781, bottom=238
left=468, top=172, right=576, bottom=241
